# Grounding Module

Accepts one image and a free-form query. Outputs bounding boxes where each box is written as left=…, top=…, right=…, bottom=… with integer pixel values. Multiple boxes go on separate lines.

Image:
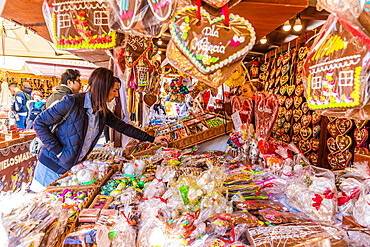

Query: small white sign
left=231, top=111, right=243, bottom=131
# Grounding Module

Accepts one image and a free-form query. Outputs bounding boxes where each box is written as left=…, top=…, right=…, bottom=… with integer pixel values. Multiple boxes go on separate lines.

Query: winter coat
left=44, top=85, right=72, bottom=109
left=34, top=93, right=155, bottom=174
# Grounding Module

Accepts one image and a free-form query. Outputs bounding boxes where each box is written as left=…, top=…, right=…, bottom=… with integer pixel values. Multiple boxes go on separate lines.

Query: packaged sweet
left=353, top=180, right=370, bottom=228
left=234, top=200, right=288, bottom=212
left=63, top=226, right=97, bottom=247
left=246, top=223, right=349, bottom=247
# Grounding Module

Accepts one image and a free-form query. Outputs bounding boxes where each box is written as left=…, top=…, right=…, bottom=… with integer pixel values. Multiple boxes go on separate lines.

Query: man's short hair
left=8, top=82, right=17, bottom=88
left=61, top=69, right=81, bottom=85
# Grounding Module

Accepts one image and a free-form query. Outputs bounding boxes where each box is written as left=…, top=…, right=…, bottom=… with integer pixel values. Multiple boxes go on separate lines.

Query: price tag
left=231, top=112, right=243, bottom=131
left=11, top=130, right=19, bottom=139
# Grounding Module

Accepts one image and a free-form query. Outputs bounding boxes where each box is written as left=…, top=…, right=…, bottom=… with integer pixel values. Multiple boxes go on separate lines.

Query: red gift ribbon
left=338, top=187, right=360, bottom=206
left=121, top=211, right=133, bottom=226
left=154, top=195, right=168, bottom=204
left=195, top=0, right=201, bottom=21
left=255, top=183, right=274, bottom=197
left=312, top=188, right=335, bottom=210
left=221, top=4, right=230, bottom=26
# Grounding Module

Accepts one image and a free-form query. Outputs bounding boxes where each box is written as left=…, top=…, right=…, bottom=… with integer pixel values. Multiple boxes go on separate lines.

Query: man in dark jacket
left=44, top=69, right=81, bottom=109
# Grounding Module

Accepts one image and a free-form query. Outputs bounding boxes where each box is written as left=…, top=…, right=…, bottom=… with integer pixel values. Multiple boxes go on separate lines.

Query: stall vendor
left=30, top=67, right=168, bottom=191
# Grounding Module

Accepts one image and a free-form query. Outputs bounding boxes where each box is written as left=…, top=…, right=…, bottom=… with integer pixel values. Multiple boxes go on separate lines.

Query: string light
left=283, top=20, right=291, bottom=32
left=293, top=14, right=303, bottom=32
left=158, top=50, right=162, bottom=55
left=260, top=36, right=267, bottom=44
left=158, top=38, right=163, bottom=45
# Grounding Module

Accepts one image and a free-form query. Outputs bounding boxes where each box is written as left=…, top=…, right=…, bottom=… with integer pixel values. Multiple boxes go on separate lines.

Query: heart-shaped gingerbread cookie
left=313, top=124, right=320, bottom=137
left=335, top=134, right=352, bottom=152
left=148, top=0, right=172, bottom=21
left=295, top=84, right=304, bottom=97
left=280, top=84, right=287, bottom=95
left=282, top=52, right=291, bottom=65
left=275, top=127, right=284, bottom=137
left=274, top=86, right=280, bottom=95
left=278, top=95, right=286, bottom=106
left=336, top=151, right=352, bottom=168
left=301, top=114, right=312, bottom=128
left=282, top=64, right=290, bottom=76
left=293, top=123, right=301, bottom=135
left=118, top=0, right=140, bottom=30
left=354, top=128, right=368, bottom=146
left=276, top=117, right=285, bottom=128
left=300, top=127, right=312, bottom=141
left=287, top=85, right=295, bottom=97
left=327, top=122, right=339, bottom=137
left=259, top=72, right=266, bottom=81
left=336, top=118, right=353, bottom=135
left=282, top=134, right=290, bottom=143
left=298, top=140, right=312, bottom=154
left=310, top=138, right=320, bottom=151
left=280, top=75, right=289, bottom=86
left=260, top=62, right=269, bottom=72
left=301, top=102, right=309, bottom=114
left=298, top=47, right=308, bottom=60
left=285, top=109, right=293, bottom=121
left=276, top=66, right=282, bottom=77
left=283, top=122, right=291, bottom=133
left=328, top=153, right=339, bottom=168
left=327, top=137, right=339, bottom=153
left=296, top=74, right=303, bottom=85
left=270, top=67, right=276, bottom=79
left=293, top=109, right=303, bottom=122
left=170, top=6, right=256, bottom=74
left=354, top=146, right=369, bottom=155
left=277, top=55, right=282, bottom=67
left=292, top=134, right=301, bottom=146
left=278, top=106, right=286, bottom=118
left=285, top=97, right=293, bottom=109
left=294, top=96, right=303, bottom=108
left=297, top=60, right=304, bottom=73
left=310, top=153, right=318, bottom=164
left=312, top=111, right=321, bottom=125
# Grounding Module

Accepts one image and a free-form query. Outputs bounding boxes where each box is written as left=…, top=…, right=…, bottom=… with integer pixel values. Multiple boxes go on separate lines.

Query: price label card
left=231, top=111, right=243, bottom=131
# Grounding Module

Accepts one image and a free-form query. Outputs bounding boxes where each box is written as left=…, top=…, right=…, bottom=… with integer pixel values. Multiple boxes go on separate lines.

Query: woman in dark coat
left=30, top=68, right=167, bottom=191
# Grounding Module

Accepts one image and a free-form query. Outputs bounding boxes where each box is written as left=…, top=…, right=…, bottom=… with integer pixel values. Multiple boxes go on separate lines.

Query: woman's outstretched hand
left=154, top=136, right=169, bottom=145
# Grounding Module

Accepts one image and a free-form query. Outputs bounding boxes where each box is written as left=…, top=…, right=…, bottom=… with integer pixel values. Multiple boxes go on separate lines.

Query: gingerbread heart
left=310, top=138, right=320, bottom=151
left=277, top=55, right=282, bottom=67
left=335, top=135, right=352, bottom=152
left=310, top=153, right=318, bottom=164
left=148, top=0, right=172, bottom=21
left=282, top=134, right=290, bottom=143
left=336, top=151, right=352, bottom=168
left=275, top=127, right=284, bottom=137
left=328, top=153, right=338, bottom=168
left=276, top=117, right=285, bottom=128
left=354, top=120, right=368, bottom=130
left=294, top=96, right=303, bottom=108
left=300, top=127, right=312, bottom=141
left=280, top=84, right=287, bottom=95
left=285, top=109, right=293, bottom=121
left=278, top=107, right=286, bottom=118
left=275, top=76, right=281, bottom=87
left=301, top=102, right=309, bottom=114
left=144, top=93, right=158, bottom=107
left=313, top=124, right=320, bottom=137
left=336, top=119, right=353, bottom=135
left=276, top=66, right=282, bottom=77
left=296, top=74, right=303, bottom=85
left=327, top=137, right=339, bottom=153
left=119, top=0, right=140, bottom=30
left=298, top=47, right=308, bottom=60
left=170, top=6, right=256, bottom=74
left=297, top=60, right=304, bottom=73
left=295, top=84, right=304, bottom=97
left=260, top=62, right=269, bottom=72
left=259, top=72, right=266, bottom=81
left=280, top=75, right=289, bottom=86
left=287, top=85, right=295, bottom=97
left=354, top=146, right=369, bottom=155
left=327, top=122, right=339, bottom=137
left=354, top=128, right=368, bottom=146
left=270, top=67, right=276, bottom=79
left=299, top=140, right=312, bottom=154
left=278, top=95, right=286, bottom=106
left=301, top=114, right=312, bottom=128
left=272, top=123, right=278, bottom=133
left=282, top=52, right=291, bottom=65
left=274, top=86, right=280, bottom=95
left=292, top=134, right=301, bottom=146
left=283, top=122, right=291, bottom=133
left=285, top=97, right=293, bottom=109
left=328, top=117, right=337, bottom=122
left=264, top=71, right=270, bottom=81
left=312, top=111, right=321, bottom=125
left=268, top=79, right=275, bottom=90
left=282, top=64, right=290, bottom=76
left=293, top=109, right=303, bottom=122
left=293, top=123, right=301, bottom=135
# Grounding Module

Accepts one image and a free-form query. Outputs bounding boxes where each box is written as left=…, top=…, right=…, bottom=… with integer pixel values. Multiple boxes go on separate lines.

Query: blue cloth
left=16, top=115, right=26, bottom=129
left=33, top=160, right=61, bottom=187
left=78, top=92, right=100, bottom=162
left=34, top=93, right=155, bottom=177
left=11, top=91, right=29, bottom=115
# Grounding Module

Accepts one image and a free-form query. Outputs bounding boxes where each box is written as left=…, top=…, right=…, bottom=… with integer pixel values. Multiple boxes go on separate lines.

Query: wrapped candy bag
left=353, top=180, right=370, bottom=227
left=285, top=165, right=337, bottom=223
left=255, top=92, right=279, bottom=144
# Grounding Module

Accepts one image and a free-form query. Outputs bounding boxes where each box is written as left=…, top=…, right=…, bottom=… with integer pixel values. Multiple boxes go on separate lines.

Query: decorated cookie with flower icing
left=170, top=6, right=255, bottom=74
left=304, top=14, right=370, bottom=110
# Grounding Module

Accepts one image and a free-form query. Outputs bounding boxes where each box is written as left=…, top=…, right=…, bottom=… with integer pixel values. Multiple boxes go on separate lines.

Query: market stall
left=1, top=0, right=370, bottom=246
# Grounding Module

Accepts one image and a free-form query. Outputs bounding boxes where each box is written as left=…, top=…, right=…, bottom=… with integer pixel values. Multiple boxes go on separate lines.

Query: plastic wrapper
left=42, top=0, right=116, bottom=49
left=303, top=13, right=370, bottom=119
left=353, top=179, right=370, bottom=228
left=110, top=214, right=137, bottom=247
left=255, top=92, right=279, bottom=143
left=337, top=177, right=362, bottom=215
left=234, top=199, right=288, bottom=212
left=63, top=227, right=97, bottom=246
left=318, top=0, right=365, bottom=20
left=285, top=165, right=337, bottom=223
left=107, top=0, right=177, bottom=37
left=245, top=223, right=349, bottom=247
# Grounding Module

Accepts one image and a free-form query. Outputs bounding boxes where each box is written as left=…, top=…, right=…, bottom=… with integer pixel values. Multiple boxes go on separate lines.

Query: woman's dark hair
left=61, top=69, right=81, bottom=85
left=89, top=67, right=117, bottom=116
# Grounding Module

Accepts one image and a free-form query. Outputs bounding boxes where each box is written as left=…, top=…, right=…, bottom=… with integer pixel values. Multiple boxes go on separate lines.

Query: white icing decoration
left=309, top=54, right=361, bottom=74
